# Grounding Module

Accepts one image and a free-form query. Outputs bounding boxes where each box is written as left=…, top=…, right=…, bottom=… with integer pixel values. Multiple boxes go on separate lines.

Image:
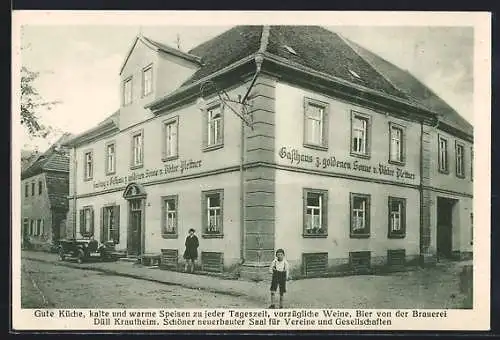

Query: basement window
left=283, top=45, right=297, bottom=55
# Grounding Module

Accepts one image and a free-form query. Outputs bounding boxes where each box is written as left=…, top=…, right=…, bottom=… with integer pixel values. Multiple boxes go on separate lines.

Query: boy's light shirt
left=269, top=258, right=290, bottom=279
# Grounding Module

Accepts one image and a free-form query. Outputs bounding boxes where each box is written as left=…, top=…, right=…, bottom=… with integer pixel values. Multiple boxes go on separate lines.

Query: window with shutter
left=113, top=205, right=120, bottom=244
left=80, top=206, right=94, bottom=237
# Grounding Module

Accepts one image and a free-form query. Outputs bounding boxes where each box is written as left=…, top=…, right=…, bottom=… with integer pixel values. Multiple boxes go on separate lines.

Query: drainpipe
left=239, top=54, right=264, bottom=264
left=72, top=147, right=77, bottom=239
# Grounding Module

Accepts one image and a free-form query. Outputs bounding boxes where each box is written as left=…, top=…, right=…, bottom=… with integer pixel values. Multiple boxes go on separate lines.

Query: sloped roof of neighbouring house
left=21, top=133, right=73, bottom=180
left=175, top=25, right=472, bottom=136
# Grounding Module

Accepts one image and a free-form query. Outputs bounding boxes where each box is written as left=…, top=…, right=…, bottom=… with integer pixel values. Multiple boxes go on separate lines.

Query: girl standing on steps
left=269, top=248, right=290, bottom=309
left=183, top=228, right=199, bottom=273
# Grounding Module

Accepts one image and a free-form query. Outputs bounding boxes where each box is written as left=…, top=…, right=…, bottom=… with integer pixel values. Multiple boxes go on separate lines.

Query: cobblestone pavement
left=22, top=259, right=261, bottom=308
left=21, top=251, right=472, bottom=309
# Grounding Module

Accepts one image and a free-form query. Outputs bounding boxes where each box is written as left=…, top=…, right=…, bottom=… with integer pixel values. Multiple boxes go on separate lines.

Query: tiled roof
left=183, top=26, right=263, bottom=86
left=21, top=133, right=72, bottom=180
left=266, top=26, right=405, bottom=99
left=181, top=25, right=471, bottom=135
left=342, top=36, right=473, bottom=135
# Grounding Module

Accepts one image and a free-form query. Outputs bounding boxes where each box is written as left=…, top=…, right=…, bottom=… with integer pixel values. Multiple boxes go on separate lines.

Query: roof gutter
left=63, top=122, right=118, bottom=148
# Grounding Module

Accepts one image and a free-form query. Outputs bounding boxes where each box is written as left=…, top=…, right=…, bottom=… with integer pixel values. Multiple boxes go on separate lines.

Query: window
left=456, top=142, right=465, bottom=178
left=438, top=135, right=449, bottom=173
left=142, top=65, right=153, bottom=97
left=163, top=117, right=178, bottom=160
left=351, top=112, right=370, bottom=158
left=79, top=207, right=94, bottom=237
left=123, top=77, right=132, bottom=105
left=388, top=197, right=406, bottom=238
left=101, top=205, right=120, bottom=243
left=162, top=195, right=178, bottom=238
left=131, top=131, right=144, bottom=168
left=38, top=181, right=42, bottom=195
left=389, top=123, right=405, bottom=164
left=304, top=98, right=328, bottom=149
left=31, top=182, right=35, bottom=196
left=25, top=184, right=28, bottom=197
left=350, top=193, right=370, bottom=238
left=29, top=220, right=35, bottom=236
left=105, top=142, right=116, bottom=175
left=204, top=104, right=223, bottom=149
left=84, top=150, right=93, bottom=180
left=303, top=189, right=328, bottom=237
left=202, top=190, right=223, bottom=237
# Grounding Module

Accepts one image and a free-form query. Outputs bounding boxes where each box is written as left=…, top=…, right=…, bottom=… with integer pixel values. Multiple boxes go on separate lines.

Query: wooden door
left=128, top=199, right=142, bottom=256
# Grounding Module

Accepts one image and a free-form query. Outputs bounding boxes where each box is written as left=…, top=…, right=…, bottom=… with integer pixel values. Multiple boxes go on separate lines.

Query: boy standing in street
left=269, top=248, right=290, bottom=309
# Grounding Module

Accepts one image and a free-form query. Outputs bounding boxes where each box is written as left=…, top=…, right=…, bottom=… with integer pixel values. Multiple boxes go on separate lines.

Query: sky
left=18, top=17, right=475, bottom=151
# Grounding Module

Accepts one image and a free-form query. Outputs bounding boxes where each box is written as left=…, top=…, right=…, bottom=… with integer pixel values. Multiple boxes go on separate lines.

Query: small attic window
left=348, top=69, right=362, bottom=80
left=283, top=45, right=297, bottom=55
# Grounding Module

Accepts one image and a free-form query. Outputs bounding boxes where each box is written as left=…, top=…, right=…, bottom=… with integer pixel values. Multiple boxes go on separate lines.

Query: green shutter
left=79, top=209, right=85, bottom=236
left=90, top=208, right=95, bottom=236
left=219, top=191, right=224, bottom=234
left=321, top=191, right=328, bottom=234
left=114, top=205, right=120, bottom=243
left=100, top=207, right=106, bottom=243
left=201, top=193, right=207, bottom=234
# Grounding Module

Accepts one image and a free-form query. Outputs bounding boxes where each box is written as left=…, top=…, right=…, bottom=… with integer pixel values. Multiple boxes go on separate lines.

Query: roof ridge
left=141, top=35, right=202, bottom=64
left=259, top=25, right=270, bottom=54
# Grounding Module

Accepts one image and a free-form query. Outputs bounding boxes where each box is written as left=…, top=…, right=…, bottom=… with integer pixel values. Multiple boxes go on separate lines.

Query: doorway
left=128, top=199, right=143, bottom=256
left=436, top=197, right=457, bottom=260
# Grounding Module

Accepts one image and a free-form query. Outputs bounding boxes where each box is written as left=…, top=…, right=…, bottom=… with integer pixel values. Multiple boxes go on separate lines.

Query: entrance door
left=437, top=198, right=455, bottom=260
left=128, top=199, right=142, bottom=256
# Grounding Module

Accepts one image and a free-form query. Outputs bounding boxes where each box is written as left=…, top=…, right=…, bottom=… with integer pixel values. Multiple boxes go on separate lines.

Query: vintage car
left=58, top=238, right=117, bottom=263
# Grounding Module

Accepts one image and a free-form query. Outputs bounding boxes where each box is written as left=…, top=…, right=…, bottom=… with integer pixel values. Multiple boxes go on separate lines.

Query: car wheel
left=76, top=250, right=85, bottom=264
left=58, top=248, right=65, bottom=261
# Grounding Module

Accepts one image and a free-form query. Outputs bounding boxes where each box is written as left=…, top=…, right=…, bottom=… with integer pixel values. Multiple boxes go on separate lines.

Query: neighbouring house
left=21, top=133, right=73, bottom=251
left=63, top=26, right=473, bottom=279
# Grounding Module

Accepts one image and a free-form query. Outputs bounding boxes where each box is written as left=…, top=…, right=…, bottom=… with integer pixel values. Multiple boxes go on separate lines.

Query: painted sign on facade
left=278, top=146, right=416, bottom=181
left=93, top=159, right=202, bottom=190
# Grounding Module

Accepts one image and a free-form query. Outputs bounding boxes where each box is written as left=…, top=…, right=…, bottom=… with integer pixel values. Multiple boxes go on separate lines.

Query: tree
left=20, top=65, right=61, bottom=138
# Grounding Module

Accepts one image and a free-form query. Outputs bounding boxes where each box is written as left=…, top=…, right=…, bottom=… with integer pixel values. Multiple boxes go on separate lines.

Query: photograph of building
left=60, top=25, right=473, bottom=280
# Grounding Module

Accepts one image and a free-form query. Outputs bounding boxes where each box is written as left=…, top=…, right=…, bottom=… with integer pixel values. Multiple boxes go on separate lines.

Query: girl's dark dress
left=183, top=235, right=199, bottom=260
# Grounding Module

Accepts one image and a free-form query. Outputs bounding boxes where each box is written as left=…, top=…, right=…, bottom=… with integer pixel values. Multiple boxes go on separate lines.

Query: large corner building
left=64, top=26, right=473, bottom=278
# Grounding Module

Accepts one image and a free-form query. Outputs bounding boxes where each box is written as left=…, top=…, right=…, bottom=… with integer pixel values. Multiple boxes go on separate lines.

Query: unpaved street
left=22, top=259, right=261, bottom=309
